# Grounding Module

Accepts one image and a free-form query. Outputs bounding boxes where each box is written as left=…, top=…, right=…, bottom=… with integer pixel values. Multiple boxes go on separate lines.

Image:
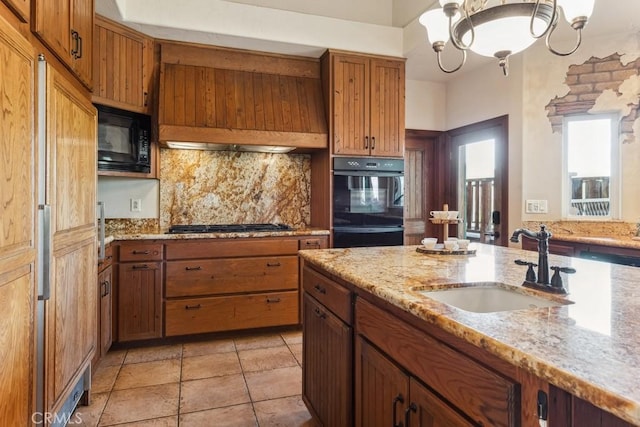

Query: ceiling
left=97, top=0, right=640, bottom=83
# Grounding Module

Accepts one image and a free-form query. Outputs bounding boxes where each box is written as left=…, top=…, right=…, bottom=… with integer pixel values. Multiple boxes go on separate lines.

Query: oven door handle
left=333, top=171, right=403, bottom=177
left=334, top=226, right=404, bottom=233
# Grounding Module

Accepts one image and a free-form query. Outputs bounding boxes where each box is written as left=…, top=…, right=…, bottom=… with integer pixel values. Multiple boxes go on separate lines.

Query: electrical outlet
left=130, top=198, right=142, bottom=212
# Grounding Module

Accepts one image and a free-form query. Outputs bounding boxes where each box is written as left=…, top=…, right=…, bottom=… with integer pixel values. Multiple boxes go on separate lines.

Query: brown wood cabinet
left=355, top=337, right=477, bottom=427
left=303, top=263, right=636, bottom=427
left=45, top=59, right=98, bottom=414
left=302, top=289, right=352, bottom=426
left=116, top=242, right=163, bottom=342
left=2, top=0, right=28, bottom=22
left=356, top=297, right=518, bottom=427
left=522, top=238, right=577, bottom=257
left=164, top=237, right=302, bottom=337
left=322, top=50, right=405, bottom=158
left=94, top=243, right=113, bottom=368
left=92, top=15, right=154, bottom=114
left=0, top=16, right=36, bottom=424
left=33, top=0, right=94, bottom=88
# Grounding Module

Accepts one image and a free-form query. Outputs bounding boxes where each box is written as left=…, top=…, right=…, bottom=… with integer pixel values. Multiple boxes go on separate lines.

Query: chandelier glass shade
left=419, top=0, right=595, bottom=75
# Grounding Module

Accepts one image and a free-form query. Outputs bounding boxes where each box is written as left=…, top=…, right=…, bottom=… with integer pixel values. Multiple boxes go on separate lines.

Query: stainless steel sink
left=415, top=282, right=572, bottom=313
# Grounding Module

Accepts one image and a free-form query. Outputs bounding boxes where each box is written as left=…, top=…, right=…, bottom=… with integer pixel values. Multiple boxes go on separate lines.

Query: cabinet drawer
left=118, top=243, right=163, bottom=262
left=165, top=291, right=299, bottom=336
left=166, top=238, right=298, bottom=260
left=356, top=298, right=518, bottom=427
left=166, top=256, right=298, bottom=297
left=303, top=266, right=352, bottom=324
left=299, top=237, right=329, bottom=250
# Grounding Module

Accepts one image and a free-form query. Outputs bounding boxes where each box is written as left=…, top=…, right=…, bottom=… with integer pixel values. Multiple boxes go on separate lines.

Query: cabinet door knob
left=314, top=284, right=326, bottom=294
left=392, top=394, right=405, bottom=427
left=314, top=307, right=326, bottom=319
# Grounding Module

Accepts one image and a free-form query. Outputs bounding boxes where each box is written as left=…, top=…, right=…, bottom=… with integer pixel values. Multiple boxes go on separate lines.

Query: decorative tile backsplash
left=158, top=149, right=311, bottom=228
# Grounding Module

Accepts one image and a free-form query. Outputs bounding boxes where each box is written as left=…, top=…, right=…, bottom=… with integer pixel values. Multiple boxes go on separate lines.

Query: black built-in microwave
left=96, top=104, right=151, bottom=173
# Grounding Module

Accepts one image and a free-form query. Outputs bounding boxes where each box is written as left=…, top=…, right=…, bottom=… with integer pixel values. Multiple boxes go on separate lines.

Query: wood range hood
left=158, top=42, right=328, bottom=152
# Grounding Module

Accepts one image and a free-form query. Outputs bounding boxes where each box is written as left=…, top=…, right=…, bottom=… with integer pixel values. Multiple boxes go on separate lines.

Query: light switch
left=525, top=200, right=548, bottom=214
left=130, top=198, right=142, bottom=212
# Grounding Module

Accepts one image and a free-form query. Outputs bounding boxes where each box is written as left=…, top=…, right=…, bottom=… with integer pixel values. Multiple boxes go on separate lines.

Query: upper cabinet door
left=93, top=16, right=153, bottom=113
left=71, top=0, right=93, bottom=88
left=33, top=0, right=72, bottom=60
left=369, top=58, right=405, bottom=158
left=332, top=54, right=370, bottom=156
left=2, top=0, right=30, bottom=22
left=33, top=0, right=93, bottom=89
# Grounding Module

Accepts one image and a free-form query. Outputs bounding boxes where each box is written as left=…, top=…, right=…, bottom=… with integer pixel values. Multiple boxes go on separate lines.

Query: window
left=562, top=114, right=619, bottom=218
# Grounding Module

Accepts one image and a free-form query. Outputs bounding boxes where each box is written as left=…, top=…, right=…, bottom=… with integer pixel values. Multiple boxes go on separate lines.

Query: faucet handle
left=515, top=259, right=537, bottom=282
left=550, top=266, right=576, bottom=291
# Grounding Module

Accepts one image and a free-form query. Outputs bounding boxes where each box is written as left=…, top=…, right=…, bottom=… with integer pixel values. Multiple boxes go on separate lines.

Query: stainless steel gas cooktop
left=166, top=223, right=293, bottom=234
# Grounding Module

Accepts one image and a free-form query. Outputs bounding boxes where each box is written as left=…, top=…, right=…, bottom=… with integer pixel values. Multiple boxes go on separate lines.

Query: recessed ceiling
left=97, top=0, right=640, bottom=84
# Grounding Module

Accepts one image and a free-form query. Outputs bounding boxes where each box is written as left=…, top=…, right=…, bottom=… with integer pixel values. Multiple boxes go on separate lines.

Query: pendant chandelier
left=419, top=0, right=595, bottom=75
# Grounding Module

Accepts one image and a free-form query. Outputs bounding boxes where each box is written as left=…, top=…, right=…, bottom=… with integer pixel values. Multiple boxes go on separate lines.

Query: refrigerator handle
left=98, top=201, right=105, bottom=261
left=38, top=204, right=51, bottom=301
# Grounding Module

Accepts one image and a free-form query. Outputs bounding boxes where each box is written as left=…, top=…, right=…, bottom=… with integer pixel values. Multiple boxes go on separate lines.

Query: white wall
left=521, top=31, right=640, bottom=222
left=405, top=79, right=446, bottom=130
left=445, top=55, right=524, bottom=242
left=98, top=177, right=160, bottom=219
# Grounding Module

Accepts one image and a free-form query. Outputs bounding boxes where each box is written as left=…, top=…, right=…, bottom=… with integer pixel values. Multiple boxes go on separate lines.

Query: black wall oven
left=332, top=157, right=404, bottom=248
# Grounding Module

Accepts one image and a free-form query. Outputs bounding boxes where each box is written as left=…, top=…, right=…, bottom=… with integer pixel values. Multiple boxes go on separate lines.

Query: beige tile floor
left=73, top=330, right=315, bottom=427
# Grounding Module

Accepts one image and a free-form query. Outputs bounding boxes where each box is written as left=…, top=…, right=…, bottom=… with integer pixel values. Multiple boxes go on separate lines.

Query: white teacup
left=421, top=237, right=437, bottom=249
left=457, top=239, right=470, bottom=249
left=443, top=240, right=457, bottom=251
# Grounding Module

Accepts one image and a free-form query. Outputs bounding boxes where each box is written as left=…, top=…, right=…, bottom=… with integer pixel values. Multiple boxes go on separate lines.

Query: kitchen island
left=299, top=243, right=640, bottom=426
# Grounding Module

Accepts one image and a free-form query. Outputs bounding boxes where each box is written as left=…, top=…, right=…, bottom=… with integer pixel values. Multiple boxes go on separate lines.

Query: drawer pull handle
left=132, top=264, right=149, bottom=270
left=305, top=240, right=319, bottom=246
left=185, top=266, right=202, bottom=271
left=314, top=307, right=326, bottom=319
left=314, top=284, right=326, bottom=294
left=266, top=262, right=281, bottom=267
left=392, top=394, right=405, bottom=427
left=266, top=297, right=281, bottom=303
left=132, top=250, right=150, bottom=255
left=185, top=304, right=202, bottom=310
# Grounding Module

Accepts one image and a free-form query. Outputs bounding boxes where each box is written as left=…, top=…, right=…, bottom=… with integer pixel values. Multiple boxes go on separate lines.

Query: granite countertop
left=104, top=228, right=330, bottom=241
left=551, top=233, right=640, bottom=250
left=299, top=244, right=640, bottom=425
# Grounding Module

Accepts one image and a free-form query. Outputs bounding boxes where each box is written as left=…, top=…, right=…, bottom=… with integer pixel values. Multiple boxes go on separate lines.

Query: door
left=332, top=54, right=369, bottom=155
left=45, top=60, right=97, bottom=413
left=118, top=262, right=162, bottom=341
left=404, top=130, right=444, bottom=244
left=446, top=116, right=508, bottom=246
left=0, top=16, right=36, bottom=425
left=302, top=294, right=352, bottom=426
left=369, top=58, right=405, bottom=158
left=355, top=336, right=409, bottom=427
left=33, top=0, right=72, bottom=62
left=407, top=378, right=479, bottom=427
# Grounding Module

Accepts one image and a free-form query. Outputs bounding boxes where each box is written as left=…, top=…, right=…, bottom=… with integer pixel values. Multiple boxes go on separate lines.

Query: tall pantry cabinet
left=0, top=4, right=97, bottom=424
left=0, top=14, right=37, bottom=425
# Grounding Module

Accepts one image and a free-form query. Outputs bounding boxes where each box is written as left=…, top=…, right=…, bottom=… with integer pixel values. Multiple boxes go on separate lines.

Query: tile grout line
left=235, top=339, right=261, bottom=426
left=95, top=350, right=126, bottom=427
left=176, top=343, right=184, bottom=427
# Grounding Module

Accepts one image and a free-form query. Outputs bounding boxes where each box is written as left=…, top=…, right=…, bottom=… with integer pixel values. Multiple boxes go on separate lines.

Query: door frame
left=444, top=115, right=509, bottom=247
